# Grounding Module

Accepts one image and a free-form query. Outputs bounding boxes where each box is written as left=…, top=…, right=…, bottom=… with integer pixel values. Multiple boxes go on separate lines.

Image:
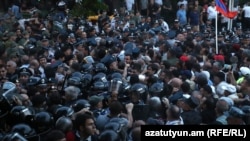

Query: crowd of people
left=0, top=0, right=250, bottom=141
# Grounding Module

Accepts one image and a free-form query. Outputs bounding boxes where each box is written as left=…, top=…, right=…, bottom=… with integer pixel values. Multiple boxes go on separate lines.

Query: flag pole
left=228, top=0, right=234, bottom=30
left=227, top=0, right=232, bottom=30
left=215, top=12, right=218, bottom=54
left=231, top=0, right=235, bottom=30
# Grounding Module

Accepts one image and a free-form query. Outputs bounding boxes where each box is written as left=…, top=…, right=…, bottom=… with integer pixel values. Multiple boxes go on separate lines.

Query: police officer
left=17, top=67, right=33, bottom=94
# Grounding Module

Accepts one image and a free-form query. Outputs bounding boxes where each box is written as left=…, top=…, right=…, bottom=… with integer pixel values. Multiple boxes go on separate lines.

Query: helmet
left=2, top=132, right=28, bottom=141
left=72, top=99, right=90, bottom=112
left=121, top=80, right=131, bottom=93
left=149, top=82, right=164, bottom=97
left=92, top=80, right=108, bottom=91
left=130, top=83, right=147, bottom=94
left=93, top=72, right=107, bottom=83
left=0, top=82, right=18, bottom=112
left=27, top=76, right=40, bottom=86
left=32, top=111, right=54, bottom=134
left=148, top=96, right=163, bottom=116
left=94, top=63, right=107, bottom=73
left=2, top=81, right=16, bottom=90
left=81, top=63, right=93, bottom=73
left=81, top=73, right=93, bottom=88
left=54, top=106, right=74, bottom=120
left=71, top=72, right=83, bottom=78
left=108, top=78, right=123, bottom=93
left=68, top=76, right=82, bottom=87
left=11, top=123, right=37, bottom=139
left=9, top=105, right=35, bottom=125
left=83, top=56, right=95, bottom=64
left=106, top=37, right=114, bottom=48
left=228, top=106, right=245, bottom=118
left=104, top=119, right=126, bottom=132
left=130, top=83, right=148, bottom=103
left=55, top=116, right=73, bottom=133
left=104, top=118, right=127, bottom=141
left=111, top=72, right=123, bottom=80
left=98, top=130, right=121, bottom=141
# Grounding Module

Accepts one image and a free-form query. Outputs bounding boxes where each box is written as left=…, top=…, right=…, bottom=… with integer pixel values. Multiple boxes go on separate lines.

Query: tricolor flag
left=215, top=0, right=238, bottom=19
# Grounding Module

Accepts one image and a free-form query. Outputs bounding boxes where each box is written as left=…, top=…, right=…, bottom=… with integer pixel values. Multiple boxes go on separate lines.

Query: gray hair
left=64, top=86, right=80, bottom=100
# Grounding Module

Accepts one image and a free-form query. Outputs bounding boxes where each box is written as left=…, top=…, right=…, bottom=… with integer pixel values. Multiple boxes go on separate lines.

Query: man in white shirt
left=242, top=2, right=250, bottom=29
left=207, top=1, right=217, bottom=27
left=125, top=0, right=135, bottom=12
left=159, top=18, right=169, bottom=33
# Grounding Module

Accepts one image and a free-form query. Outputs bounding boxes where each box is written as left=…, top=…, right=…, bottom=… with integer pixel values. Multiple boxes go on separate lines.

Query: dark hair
left=48, top=91, right=62, bottom=105
left=147, top=74, right=158, bottom=85
left=161, top=60, right=171, bottom=70
left=184, top=60, right=194, bottom=70
left=181, top=82, right=190, bottom=93
left=31, top=95, right=46, bottom=107
left=147, top=49, right=154, bottom=59
left=71, top=62, right=81, bottom=71
left=109, top=101, right=123, bottom=116
left=98, top=129, right=121, bottom=141
left=54, top=50, right=65, bottom=60
left=245, top=76, right=250, bottom=85
left=196, top=75, right=208, bottom=88
left=169, top=104, right=181, bottom=119
left=202, top=85, right=212, bottom=94
left=148, top=63, right=158, bottom=74
left=203, top=96, right=217, bottom=110
left=44, top=65, right=56, bottom=78
left=0, top=64, right=6, bottom=69
left=130, top=74, right=140, bottom=85
left=131, top=62, right=142, bottom=73
left=74, top=113, right=94, bottom=131
left=45, top=130, right=65, bottom=141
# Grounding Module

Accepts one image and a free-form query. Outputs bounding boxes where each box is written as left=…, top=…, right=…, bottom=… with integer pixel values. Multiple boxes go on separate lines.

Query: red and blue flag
left=215, top=0, right=238, bottom=19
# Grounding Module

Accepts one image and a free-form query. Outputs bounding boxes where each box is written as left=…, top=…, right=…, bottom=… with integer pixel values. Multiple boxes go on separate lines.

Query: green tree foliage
left=70, top=0, right=108, bottom=18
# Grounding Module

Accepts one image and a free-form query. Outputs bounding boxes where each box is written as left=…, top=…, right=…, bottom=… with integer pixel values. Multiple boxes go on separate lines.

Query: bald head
left=131, top=127, right=141, bottom=141
left=21, top=55, right=29, bottom=64
left=203, top=61, right=212, bottom=70
left=6, top=60, right=17, bottom=74
left=133, top=120, right=146, bottom=127
left=7, top=60, right=17, bottom=68
left=29, top=59, right=39, bottom=69
left=169, top=78, right=183, bottom=89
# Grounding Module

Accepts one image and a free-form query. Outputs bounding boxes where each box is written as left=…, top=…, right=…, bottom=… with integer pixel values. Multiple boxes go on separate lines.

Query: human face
left=125, top=55, right=131, bottom=64
left=147, top=66, right=154, bottom=75
left=21, top=94, right=32, bottom=106
left=240, top=79, right=250, bottom=94
left=39, top=57, right=47, bottom=67
left=211, top=1, right=215, bottom=6
left=64, top=48, right=72, bottom=56
left=6, top=62, right=16, bottom=74
left=110, top=61, right=118, bottom=70
left=19, top=74, right=29, bottom=84
left=159, top=71, right=166, bottom=81
left=83, top=119, right=96, bottom=136
left=0, top=67, right=7, bottom=78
